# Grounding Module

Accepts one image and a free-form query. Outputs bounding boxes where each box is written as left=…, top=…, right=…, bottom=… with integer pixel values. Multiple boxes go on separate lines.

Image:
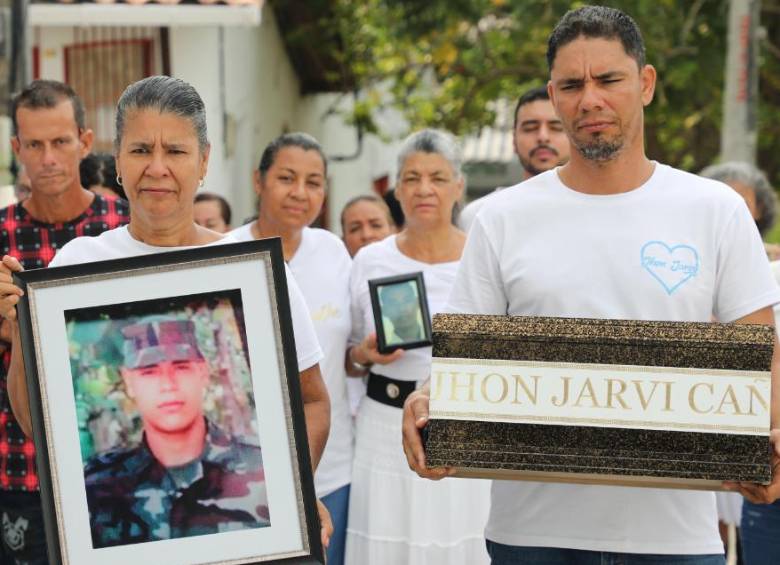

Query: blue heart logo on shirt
left=640, top=241, right=700, bottom=295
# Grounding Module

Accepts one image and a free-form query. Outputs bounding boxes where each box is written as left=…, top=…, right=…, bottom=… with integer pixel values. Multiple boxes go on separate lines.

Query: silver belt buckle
left=386, top=382, right=401, bottom=400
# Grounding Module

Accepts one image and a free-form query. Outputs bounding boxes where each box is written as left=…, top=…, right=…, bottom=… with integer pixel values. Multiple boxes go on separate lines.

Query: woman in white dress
left=231, top=133, right=353, bottom=565
left=345, top=129, right=491, bottom=565
left=0, top=76, right=332, bottom=548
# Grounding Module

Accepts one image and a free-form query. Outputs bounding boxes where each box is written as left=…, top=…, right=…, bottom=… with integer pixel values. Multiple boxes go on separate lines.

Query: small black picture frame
left=368, top=272, right=433, bottom=354
left=14, top=238, right=324, bottom=565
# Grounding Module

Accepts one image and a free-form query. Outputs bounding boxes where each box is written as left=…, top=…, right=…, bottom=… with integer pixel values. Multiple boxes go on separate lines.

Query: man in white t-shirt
left=458, top=85, right=570, bottom=232
left=402, top=5, right=780, bottom=564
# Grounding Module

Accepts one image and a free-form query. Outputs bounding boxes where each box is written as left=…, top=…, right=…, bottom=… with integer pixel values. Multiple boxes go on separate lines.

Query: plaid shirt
left=0, top=194, right=129, bottom=491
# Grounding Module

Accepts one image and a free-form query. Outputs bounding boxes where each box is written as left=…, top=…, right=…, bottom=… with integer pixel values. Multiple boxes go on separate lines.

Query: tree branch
left=662, top=0, right=706, bottom=59
left=764, top=38, right=780, bottom=60
left=679, top=0, right=706, bottom=46
left=475, top=23, right=498, bottom=68
left=454, top=64, right=539, bottom=124
left=762, top=4, right=780, bottom=15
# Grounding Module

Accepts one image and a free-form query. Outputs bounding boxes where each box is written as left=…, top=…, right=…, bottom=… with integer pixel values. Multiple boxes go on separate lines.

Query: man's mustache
left=530, top=145, right=559, bottom=158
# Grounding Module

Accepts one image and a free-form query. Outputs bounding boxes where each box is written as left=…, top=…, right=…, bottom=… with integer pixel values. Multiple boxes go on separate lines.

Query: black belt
left=367, top=372, right=416, bottom=409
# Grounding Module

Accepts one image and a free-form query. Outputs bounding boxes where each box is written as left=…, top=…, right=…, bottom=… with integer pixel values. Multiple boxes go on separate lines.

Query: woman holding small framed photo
left=345, top=129, right=491, bottom=565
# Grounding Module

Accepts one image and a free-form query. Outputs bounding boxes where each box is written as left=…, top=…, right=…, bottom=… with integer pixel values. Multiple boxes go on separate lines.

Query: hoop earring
left=116, top=175, right=123, bottom=186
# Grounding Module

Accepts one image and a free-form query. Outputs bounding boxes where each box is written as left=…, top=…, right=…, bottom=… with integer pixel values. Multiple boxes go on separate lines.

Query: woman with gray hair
left=344, top=129, right=490, bottom=565
left=700, top=162, right=778, bottom=251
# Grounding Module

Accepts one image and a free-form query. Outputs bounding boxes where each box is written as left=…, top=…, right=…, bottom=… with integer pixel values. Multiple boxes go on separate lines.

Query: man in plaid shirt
left=0, top=80, right=129, bottom=564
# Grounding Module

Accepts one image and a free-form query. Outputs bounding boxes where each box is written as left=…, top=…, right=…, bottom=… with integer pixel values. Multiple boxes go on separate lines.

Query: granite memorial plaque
left=424, top=314, right=774, bottom=490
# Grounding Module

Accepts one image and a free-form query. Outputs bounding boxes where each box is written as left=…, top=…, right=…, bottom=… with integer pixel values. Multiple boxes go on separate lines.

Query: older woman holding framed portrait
left=0, top=76, right=332, bottom=558
left=230, top=132, right=354, bottom=565
left=344, top=129, right=491, bottom=565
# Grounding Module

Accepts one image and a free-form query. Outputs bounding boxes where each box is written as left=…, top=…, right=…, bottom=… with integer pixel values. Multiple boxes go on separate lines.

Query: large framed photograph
left=368, top=272, right=432, bottom=354
left=15, top=239, right=323, bottom=565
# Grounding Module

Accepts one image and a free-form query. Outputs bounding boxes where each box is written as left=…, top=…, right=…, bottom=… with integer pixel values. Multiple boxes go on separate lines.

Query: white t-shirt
left=447, top=164, right=780, bottom=555
left=350, top=234, right=459, bottom=383
left=233, top=224, right=353, bottom=497
left=458, top=186, right=507, bottom=232
left=49, top=226, right=323, bottom=373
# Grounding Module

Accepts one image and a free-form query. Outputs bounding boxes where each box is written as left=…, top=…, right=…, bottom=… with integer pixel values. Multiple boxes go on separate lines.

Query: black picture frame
left=368, top=271, right=433, bottom=354
left=14, top=238, right=324, bottom=565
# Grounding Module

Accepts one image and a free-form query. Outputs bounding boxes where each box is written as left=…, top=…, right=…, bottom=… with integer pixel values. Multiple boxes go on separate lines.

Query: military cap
left=121, top=315, right=204, bottom=369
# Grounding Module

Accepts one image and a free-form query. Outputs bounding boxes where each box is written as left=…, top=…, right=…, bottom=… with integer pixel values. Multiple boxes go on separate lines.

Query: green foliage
left=765, top=219, right=780, bottom=244
left=310, top=0, right=780, bottom=188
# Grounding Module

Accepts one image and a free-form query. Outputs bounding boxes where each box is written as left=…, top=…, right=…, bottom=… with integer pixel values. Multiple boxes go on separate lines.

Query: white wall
left=238, top=3, right=302, bottom=223
left=171, top=3, right=304, bottom=225
left=169, top=27, right=226, bottom=194
left=36, top=27, right=70, bottom=82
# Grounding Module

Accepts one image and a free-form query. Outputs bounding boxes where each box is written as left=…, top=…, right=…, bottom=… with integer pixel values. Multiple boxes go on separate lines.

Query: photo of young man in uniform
left=80, top=312, right=270, bottom=548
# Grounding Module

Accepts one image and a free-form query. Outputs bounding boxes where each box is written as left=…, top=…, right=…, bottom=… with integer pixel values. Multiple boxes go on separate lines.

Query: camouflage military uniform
left=84, top=420, right=270, bottom=548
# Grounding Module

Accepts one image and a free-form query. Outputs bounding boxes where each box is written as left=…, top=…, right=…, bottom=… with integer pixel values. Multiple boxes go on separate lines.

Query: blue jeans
left=321, top=483, right=350, bottom=565
left=741, top=499, right=780, bottom=565
left=486, top=541, right=725, bottom=565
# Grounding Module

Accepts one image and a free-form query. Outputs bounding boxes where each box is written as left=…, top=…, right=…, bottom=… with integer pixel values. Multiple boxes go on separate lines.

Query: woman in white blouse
left=231, top=132, right=353, bottom=565
left=345, top=129, right=491, bottom=565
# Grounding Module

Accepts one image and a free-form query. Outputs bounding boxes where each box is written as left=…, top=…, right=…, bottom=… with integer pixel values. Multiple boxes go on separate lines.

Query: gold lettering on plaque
left=573, top=378, right=601, bottom=408
left=715, top=385, right=745, bottom=416
left=481, top=373, right=509, bottom=404
left=606, top=378, right=629, bottom=409
left=430, top=371, right=445, bottom=401
left=662, top=381, right=674, bottom=412
left=512, top=374, right=540, bottom=405
left=689, top=382, right=714, bottom=414
left=633, top=380, right=660, bottom=410
left=448, top=371, right=477, bottom=402
left=552, top=376, right=571, bottom=407
left=747, top=384, right=768, bottom=416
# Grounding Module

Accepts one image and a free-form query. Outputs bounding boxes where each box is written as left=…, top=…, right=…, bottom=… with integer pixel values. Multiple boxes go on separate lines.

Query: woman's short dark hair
left=547, top=6, right=646, bottom=71
left=194, top=192, right=232, bottom=226
left=115, top=76, right=208, bottom=152
left=257, top=132, right=328, bottom=181
left=80, top=153, right=126, bottom=200
left=340, top=194, right=395, bottom=231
